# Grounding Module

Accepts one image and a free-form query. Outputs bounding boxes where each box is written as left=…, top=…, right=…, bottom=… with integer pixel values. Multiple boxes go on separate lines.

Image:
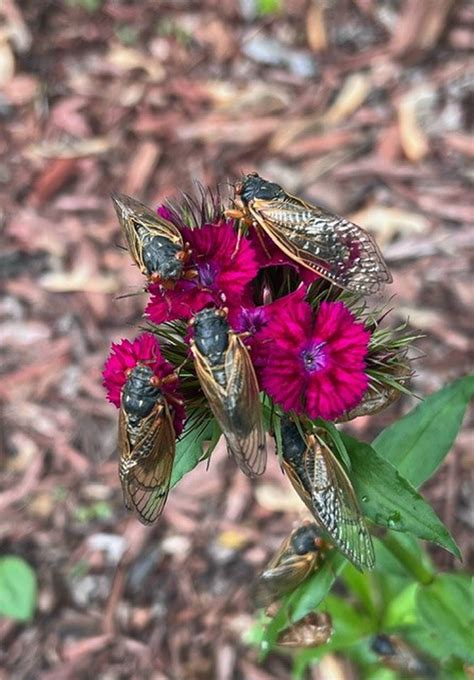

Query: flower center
left=198, top=262, right=219, bottom=288
left=301, top=341, right=327, bottom=374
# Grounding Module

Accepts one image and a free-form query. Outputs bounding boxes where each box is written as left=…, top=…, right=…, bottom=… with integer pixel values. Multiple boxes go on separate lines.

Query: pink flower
left=248, top=228, right=320, bottom=286
left=102, top=333, right=185, bottom=434
left=146, top=222, right=260, bottom=324
left=255, top=295, right=370, bottom=420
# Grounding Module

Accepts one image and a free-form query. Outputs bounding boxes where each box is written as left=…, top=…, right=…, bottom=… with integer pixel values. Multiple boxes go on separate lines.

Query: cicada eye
left=235, top=181, right=244, bottom=195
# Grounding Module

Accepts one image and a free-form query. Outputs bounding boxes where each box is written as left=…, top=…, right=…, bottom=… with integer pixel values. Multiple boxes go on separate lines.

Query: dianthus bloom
left=102, top=333, right=185, bottom=434
left=146, top=220, right=259, bottom=324
left=255, top=291, right=370, bottom=420
left=248, top=228, right=320, bottom=286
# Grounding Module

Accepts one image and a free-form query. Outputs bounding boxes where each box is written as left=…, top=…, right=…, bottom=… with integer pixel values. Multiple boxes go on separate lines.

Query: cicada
left=118, top=363, right=177, bottom=524
left=111, top=193, right=192, bottom=285
left=371, top=635, right=438, bottom=679
left=254, top=522, right=327, bottom=608
left=190, top=306, right=266, bottom=477
left=280, top=418, right=375, bottom=570
left=226, top=173, right=392, bottom=294
left=277, top=612, right=333, bottom=648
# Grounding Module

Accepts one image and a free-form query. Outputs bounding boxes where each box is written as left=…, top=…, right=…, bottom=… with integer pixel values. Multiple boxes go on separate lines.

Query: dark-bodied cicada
left=280, top=417, right=375, bottom=570
left=190, top=307, right=266, bottom=477
left=118, top=364, right=177, bottom=524
left=277, top=612, right=333, bottom=648
left=226, top=173, right=392, bottom=295
left=111, top=193, right=191, bottom=285
left=371, top=635, right=438, bottom=679
left=254, top=522, right=328, bottom=608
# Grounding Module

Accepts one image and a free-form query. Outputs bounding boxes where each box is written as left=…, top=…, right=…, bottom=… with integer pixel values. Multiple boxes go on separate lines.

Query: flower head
left=146, top=221, right=259, bottom=324
left=249, top=229, right=320, bottom=286
left=255, top=294, right=370, bottom=420
left=103, top=333, right=185, bottom=434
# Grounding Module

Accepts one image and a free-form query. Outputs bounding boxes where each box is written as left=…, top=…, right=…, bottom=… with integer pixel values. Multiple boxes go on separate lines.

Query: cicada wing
left=254, top=551, right=316, bottom=608
left=193, top=336, right=266, bottom=477
left=303, top=435, right=375, bottom=570
left=250, top=196, right=391, bottom=294
left=118, top=400, right=176, bottom=525
left=223, top=335, right=266, bottom=476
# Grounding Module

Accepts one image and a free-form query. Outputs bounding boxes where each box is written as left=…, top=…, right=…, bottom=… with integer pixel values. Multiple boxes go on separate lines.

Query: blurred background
left=0, top=1, right=472, bottom=678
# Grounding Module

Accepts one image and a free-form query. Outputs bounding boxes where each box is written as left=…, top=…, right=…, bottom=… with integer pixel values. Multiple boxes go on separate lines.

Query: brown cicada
left=277, top=612, right=333, bottom=648
left=118, top=363, right=178, bottom=524
left=190, top=306, right=266, bottom=477
left=111, top=193, right=192, bottom=286
left=280, top=417, right=375, bottom=570
left=226, top=173, right=392, bottom=294
left=371, top=635, right=438, bottom=679
left=254, top=522, right=328, bottom=608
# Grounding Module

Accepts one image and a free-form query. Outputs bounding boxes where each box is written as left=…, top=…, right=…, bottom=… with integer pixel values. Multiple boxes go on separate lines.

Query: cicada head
left=237, top=173, right=285, bottom=205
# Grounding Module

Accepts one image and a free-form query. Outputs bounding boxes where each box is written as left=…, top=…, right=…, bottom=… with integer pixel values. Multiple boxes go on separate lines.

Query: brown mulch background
left=0, top=1, right=472, bottom=678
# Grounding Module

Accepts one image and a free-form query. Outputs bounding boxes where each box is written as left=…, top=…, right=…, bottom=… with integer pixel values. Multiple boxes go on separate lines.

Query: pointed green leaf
left=0, top=556, right=37, bottom=622
left=342, top=434, right=461, bottom=560
left=416, top=573, right=474, bottom=664
left=171, top=416, right=214, bottom=487
left=373, top=376, right=474, bottom=488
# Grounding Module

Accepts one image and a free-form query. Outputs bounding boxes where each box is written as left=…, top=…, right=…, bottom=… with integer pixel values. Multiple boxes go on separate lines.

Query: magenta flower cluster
left=103, top=198, right=371, bottom=426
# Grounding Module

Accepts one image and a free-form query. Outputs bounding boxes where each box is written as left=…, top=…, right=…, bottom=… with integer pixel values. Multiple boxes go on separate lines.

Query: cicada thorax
left=118, top=363, right=177, bottom=525
left=254, top=522, right=327, bottom=608
left=190, top=306, right=266, bottom=477
left=371, top=635, right=438, bottom=679
left=111, top=192, right=194, bottom=286
left=277, top=612, right=333, bottom=648
left=226, top=172, right=392, bottom=295
left=279, top=417, right=375, bottom=571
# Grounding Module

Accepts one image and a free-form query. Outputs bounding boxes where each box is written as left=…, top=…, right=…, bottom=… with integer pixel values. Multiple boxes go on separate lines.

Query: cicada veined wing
left=190, top=307, right=266, bottom=477
left=226, top=173, right=392, bottom=295
left=280, top=418, right=375, bottom=570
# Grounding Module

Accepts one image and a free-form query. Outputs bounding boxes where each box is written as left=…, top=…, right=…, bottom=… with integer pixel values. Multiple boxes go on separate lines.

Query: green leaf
left=416, top=573, right=474, bottom=664
left=383, top=582, right=419, bottom=628
left=373, top=375, right=474, bottom=488
left=0, top=556, right=37, bottom=621
left=341, top=564, right=376, bottom=618
left=288, top=552, right=346, bottom=622
left=342, top=434, right=461, bottom=560
left=256, top=0, right=281, bottom=15
left=171, top=416, right=214, bottom=487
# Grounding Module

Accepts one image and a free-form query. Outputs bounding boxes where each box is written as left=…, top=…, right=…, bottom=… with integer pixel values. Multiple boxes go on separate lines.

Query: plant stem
left=382, top=533, right=434, bottom=585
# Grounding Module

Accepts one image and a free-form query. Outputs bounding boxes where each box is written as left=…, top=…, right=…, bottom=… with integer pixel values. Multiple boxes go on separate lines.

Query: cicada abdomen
left=226, top=173, right=392, bottom=295
left=190, top=307, right=266, bottom=477
left=280, top=417, right=375, bottom=571
left=254, top=522, right=327, bottom=608
left=118, top=364, right=176, bottom=524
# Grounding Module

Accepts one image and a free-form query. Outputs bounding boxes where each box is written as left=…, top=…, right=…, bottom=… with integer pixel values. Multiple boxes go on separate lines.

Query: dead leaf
left=323, top=73, right=372, bottom=126
left=40, top=270, right=119, bottom=294
left=255, top=483, right=307, bottom=513
left=306, top=1, right=327, bottom=52
left=124, top=141, right=161, bottom=196
left=398, top=87, right=433, bottom=162
left=349, top=206, right=429, bottom=246
left=0, top=34, right=15, bottom=87
left=28, top=137, right=112, bottom=159
left=107, top=45, right=165, bottom=82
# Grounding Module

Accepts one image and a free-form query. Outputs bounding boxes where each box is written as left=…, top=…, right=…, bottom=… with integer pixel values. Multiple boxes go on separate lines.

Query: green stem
left=381, top=533, right=434, bottom=585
